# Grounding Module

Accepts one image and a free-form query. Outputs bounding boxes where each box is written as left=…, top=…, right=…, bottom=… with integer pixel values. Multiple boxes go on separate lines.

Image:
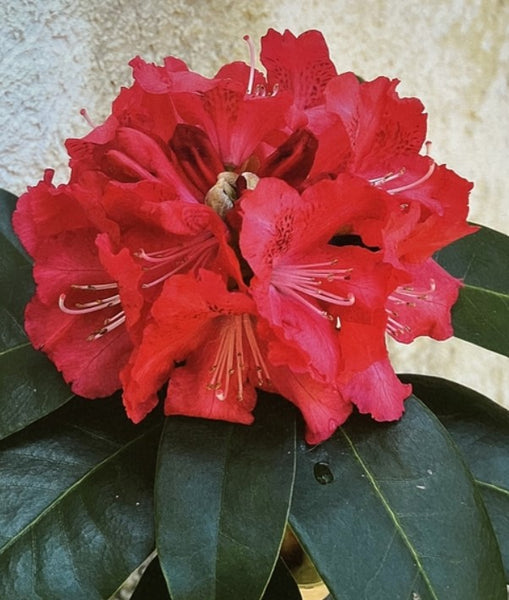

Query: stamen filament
left=272, top=263, right=355, bottom=314
left=59, top=293, right=121, bottom=315
left=87, top=311, right=127, bottom=340
left=387, top=161, right=436, bottom=194
left=389, top=279, right=436, bottom=302
left=206, top=314, right=270, bottom=402
left=71, top=282, right=118, bottom=291
left=370, top=169, right=406, bottom=186
left=242, top=314, right=270, bottom=385
left=75, top=294, right=121, bottom=309
left=386, top=314, right=411, bottom=336
left=138, top=234, right=218, bottom=288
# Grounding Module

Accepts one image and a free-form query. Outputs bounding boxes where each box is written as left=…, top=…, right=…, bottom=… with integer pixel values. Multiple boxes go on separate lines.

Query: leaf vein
left=340, top=429, right=440, bottom=600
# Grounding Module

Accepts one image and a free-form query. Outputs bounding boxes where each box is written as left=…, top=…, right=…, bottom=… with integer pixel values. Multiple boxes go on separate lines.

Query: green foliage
left=289, top=397, right=506, bottom=600
left=435, top=225, right=509, bottom=356
left=401, top=374, right=509, bottom=581
left=155, top=395, right=296, bottom=600
left=0, top=395, right=161, bottom=600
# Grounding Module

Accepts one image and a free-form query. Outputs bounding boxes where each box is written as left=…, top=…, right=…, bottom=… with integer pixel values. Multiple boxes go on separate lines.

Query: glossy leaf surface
left=131, top=556, right=302, bottom=600
left=0, top=189, right=72, bottom=440
left=0, top=395, right=161, bottom=599
left=289, top=397, right=506, bottom=600
left=402, top=374, right=509, bottom=581
left=434, top=225, right=509, bottom=356
left=155, top=394, right=296, bottom=600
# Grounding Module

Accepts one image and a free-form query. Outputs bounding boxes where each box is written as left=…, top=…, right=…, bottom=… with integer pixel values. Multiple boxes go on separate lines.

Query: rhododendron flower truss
left=13, top=27, right=477, bottom=445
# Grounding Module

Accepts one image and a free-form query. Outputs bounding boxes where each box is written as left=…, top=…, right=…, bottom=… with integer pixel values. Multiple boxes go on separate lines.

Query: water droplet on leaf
left=314, top=462, right=334, bottom=485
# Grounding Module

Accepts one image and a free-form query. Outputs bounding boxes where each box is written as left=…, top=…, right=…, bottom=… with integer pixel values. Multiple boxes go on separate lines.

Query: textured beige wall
left=1, top=0, right=508, bottom=407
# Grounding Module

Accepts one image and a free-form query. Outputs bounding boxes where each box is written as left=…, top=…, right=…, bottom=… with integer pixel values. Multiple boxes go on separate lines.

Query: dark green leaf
left=0, top=395, right=161, bottom=599
left=131, top=554, right=171, bottom=600
left=289, top=397, right=506, bottom=600
left=434, top=225, right=509, bottom=356
left=0, top=189, right=73, bottom=440
left=130, top=555, right=302, bottom=600
left=155, top=393, right=296, bottom=600
left=401, top=374, right=509, bottom=581
left=262, top=558, right=302, bottom=600
left=0, top=189, right=30, bottom=259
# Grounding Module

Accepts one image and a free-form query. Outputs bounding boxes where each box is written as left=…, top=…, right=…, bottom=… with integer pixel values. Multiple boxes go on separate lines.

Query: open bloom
left=12, top=28, right=475, bottom=444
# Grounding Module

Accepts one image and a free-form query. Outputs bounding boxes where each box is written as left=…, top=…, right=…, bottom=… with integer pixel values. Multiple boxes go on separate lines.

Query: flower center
left=271, top=260, right=355, bottom=320
left=207, top=314, right=270, bottom=401
left=205, top=171, right=260, bottom=217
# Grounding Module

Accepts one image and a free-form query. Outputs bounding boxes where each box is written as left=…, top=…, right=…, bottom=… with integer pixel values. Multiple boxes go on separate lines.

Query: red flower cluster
left=13, top=30, right=475, bottom=444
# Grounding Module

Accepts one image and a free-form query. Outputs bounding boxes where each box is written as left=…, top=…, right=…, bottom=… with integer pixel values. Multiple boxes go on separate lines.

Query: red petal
left=270, top=365, right=352, bottom=445
left=261, top=29, right=337, bottom=110
left=164, top=318, right=257, bottom=425
left=343, top=359, right=411, bottom=422
left=386, top=259, right=461, bottom=343
left=326, top=73, right=427, bottom=173
left=25, top=296, right=131, bottom=398
left=172, top=82, right=291, bottom=167
left=121, top=272, right=255, bottom=423
left=12, top=173, right=90, bottom=257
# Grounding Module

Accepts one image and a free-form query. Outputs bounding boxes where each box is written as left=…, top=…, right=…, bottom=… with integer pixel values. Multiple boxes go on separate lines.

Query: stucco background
left=0, top=0, right=508, bottom=408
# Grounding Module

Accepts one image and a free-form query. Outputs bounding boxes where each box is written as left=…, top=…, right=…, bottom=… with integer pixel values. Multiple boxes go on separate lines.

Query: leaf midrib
left=340, top=428, right=440, bottom=600
left=461, top=284, right=509, bottom=300
left=0, top=341, right=30, bottom=357
left=476, top=479, right=509, bottom=498
left=0, top=422, right=160, bottom=555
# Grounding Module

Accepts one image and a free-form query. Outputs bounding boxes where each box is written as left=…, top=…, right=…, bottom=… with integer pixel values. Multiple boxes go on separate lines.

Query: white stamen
left=370, top=168, right=406, bottom=186
left=389, top=279, right=436, bottom=303
left=387, top=161, right=436, bottom=194
left=137, top=234, right=218, bottom=288
left=87, top=311, right=126, bottom=340
left=58, top=281, right=125, bottom=340
left=272, top=261, right=355, bottom=319
left=385, top=312, right=411, bottom=336
left=71, top=282, right=119, bottom=291
left=59, top=293, right=121, bottom=315
left=207, top=314, right=270, bottom=402
left=385, top=278, right=436, bottom=338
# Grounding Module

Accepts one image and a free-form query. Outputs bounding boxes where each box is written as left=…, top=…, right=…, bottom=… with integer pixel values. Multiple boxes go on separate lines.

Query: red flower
left=12, top=172, right=132, bottom=397
left=13, top=28, right=476, bottom=443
